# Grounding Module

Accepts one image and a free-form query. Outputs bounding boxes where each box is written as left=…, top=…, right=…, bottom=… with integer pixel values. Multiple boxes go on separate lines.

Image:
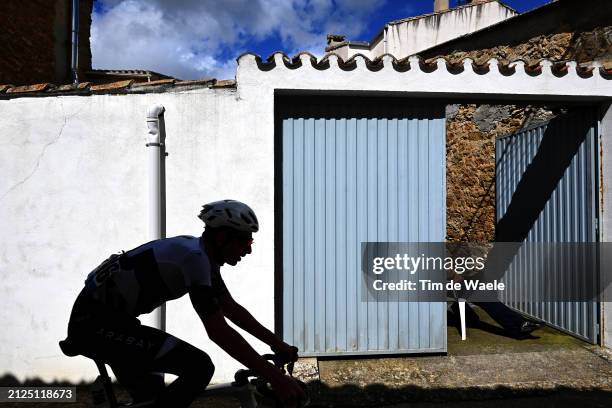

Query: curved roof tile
left=236, top=52, right=612, bottom=80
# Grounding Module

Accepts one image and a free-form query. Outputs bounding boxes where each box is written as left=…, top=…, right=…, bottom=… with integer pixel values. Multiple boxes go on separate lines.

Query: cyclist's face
left=220, top=233, right=253, bottom=266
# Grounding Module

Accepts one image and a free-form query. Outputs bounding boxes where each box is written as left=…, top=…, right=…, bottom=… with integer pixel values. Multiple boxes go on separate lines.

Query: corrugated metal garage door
left=495, top=109, right=599, bottom=343
left=279, top=97, right=446, bottom=356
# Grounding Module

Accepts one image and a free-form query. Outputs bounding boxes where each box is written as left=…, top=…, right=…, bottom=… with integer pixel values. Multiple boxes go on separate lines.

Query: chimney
left=326, top=34, right=346, bottom=46
left=434, top=0, right=449, bottom=12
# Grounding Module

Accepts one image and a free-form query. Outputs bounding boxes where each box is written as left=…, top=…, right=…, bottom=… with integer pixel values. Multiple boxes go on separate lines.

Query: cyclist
left=62, top=199, right=306, bottom=408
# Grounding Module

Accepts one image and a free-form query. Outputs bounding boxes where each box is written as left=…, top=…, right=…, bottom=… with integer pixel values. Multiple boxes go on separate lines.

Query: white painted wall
left=242, top=53, right=612, bottom=99
left=342, top=2, right=516, bottom=59
left=386, top=2, right=516, bottom=58
left=0, top=88, right=277, bottom=384
left=1, top=52, right=611, bottom=386
left=370, top=34, right=385, bottom=57
left=331, top=44, right=351, bottom=60
left=600, top=103, right=612, bottom=349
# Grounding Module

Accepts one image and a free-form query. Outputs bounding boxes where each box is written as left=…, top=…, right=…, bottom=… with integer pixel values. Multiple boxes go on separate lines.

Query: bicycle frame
left=204, top=382, right=258, bottom=408
left=90, top=359, right=261, bottom=408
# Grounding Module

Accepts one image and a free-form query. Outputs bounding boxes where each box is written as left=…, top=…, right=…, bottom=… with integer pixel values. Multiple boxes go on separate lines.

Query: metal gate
left=495, top=109, right=599, bottom=343
left=278, top=97, right=446, bottom=356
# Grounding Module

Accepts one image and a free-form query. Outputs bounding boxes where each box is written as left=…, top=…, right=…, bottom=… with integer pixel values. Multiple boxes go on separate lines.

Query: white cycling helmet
left=198, top=199, right=259, bottom=233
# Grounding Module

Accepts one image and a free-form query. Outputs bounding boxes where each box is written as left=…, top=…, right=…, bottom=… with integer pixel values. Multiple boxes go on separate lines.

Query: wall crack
left=0, top=102, right=77, bottom=202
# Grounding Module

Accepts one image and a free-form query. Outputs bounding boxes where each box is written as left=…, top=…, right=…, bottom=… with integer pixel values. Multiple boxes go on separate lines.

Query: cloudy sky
left=91, top=0, right=550, bottom=80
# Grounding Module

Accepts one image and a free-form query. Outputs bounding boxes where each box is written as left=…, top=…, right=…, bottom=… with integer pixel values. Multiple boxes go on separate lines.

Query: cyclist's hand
left=271, top=342, right=299, bottom=363
left=270, top=374, right=306, bottom=408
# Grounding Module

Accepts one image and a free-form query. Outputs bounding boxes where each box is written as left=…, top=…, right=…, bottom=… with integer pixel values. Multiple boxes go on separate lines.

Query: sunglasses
left=228, top=234, right=253, bottom=250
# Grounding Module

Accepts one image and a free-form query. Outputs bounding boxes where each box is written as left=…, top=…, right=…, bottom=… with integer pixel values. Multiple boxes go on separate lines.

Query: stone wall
left=446, top=104, right=557, bottom=242
left=438, top=26, right=612, bottom=66
left=443, top=25, right=611, bottom=242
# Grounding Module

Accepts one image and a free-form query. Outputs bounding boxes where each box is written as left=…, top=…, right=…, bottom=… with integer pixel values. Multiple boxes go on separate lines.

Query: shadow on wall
left=455, top=109, right=595, bottom=302
left=446, top=103, right=564, bottom=243
left=495, top=109, right=591, bottom=242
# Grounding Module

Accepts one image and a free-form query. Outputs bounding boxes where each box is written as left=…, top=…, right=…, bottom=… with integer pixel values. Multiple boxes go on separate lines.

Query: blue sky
left=91, top=0, right=551, bottom=80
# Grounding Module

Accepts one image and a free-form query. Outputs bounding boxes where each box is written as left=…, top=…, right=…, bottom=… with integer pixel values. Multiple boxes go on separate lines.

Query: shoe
left=509, top=320, right=545, bottom=339
left=519, top=320, right=545, bottom=334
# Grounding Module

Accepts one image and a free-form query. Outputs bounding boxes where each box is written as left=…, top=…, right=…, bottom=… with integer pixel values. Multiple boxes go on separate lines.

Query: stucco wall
left=1, top=46, right=611, bottom=386
left=369, top=35, right=385, bottom=58
left=420, top=0, right=612, bottom=63
left=384, top=2, right=516, bottom=59
left=600, top=103, right=612, bottom=349
left=0, top=87, right=276, bottom=384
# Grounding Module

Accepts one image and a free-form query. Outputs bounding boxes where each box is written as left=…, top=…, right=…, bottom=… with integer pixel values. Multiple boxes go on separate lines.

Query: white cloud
left=91, top=0, right=386, bottom=80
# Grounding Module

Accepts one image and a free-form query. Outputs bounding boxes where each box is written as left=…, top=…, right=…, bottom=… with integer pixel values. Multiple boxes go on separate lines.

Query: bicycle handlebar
left=231, top=353, right=309, bottom=407
left=233, top=353, right=295, bottom=386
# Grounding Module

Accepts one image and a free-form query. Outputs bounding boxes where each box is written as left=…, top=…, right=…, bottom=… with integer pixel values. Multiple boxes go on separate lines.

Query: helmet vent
left=198, top=200, right=259, bottom=232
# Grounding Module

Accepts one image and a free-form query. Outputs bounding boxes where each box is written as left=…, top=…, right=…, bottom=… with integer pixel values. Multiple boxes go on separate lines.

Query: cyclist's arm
left=202, top=311, right=304, bottom=405
left=218, top=291, right=286, bottom=350
left=189, top=288, right=302, bottom=394
left=204, top=311, right=282, bottom=377
left=189, top=286, right=279, bottom=373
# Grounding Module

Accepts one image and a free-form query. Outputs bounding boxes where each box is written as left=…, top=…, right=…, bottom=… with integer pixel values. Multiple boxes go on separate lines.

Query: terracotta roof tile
left=48, top=82, right=90, bottom=93
left=54, top=84, right=79, bottom=92
left=174, top=79, right=215, bottom=87
left=6, top=83, right=52, bottom=93
left=131, top=79, right=176, bottom=87
left=90, top=80, right=133, bottom=92
left=211, top=79, right=236, bottom=88
left=2, top=53, right=609, bottom=99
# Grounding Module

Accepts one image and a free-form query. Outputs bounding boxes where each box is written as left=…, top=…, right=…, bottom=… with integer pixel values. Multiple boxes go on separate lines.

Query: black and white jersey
left=83, top=235, right=227, bottom=317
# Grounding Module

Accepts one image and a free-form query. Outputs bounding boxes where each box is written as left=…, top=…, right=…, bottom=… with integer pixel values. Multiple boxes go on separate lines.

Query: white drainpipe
left=146, top=105, right=167, bottom=331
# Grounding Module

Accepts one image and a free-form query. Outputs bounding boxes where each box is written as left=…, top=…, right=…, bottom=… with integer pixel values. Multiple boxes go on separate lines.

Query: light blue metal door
left=280, top=97, right=446, bottom=356
left=496, top=109, right=599, bottom=343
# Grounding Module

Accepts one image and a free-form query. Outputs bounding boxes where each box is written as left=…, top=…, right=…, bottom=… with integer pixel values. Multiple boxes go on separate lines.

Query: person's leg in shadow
left=451, top=301, right=544, bottom=338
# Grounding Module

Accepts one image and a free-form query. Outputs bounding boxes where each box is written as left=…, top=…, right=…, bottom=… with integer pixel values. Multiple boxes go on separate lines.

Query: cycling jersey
left=82, top=235, right=228, bottom=317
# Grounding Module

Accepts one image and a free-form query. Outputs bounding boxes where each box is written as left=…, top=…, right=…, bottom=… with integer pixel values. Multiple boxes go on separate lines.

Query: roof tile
left=174, top=79, right=215, bottom=87
left=131, top=79, right=176, bottom=88
left=7, top=83, right=52, bottom=93
left=54, top=84, right=80, bottom=92
left=90, top=80, right=133, bottom=92
left=48, top=82, right=91, bottom=93
left=211, top=79, right=236, bottom=88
